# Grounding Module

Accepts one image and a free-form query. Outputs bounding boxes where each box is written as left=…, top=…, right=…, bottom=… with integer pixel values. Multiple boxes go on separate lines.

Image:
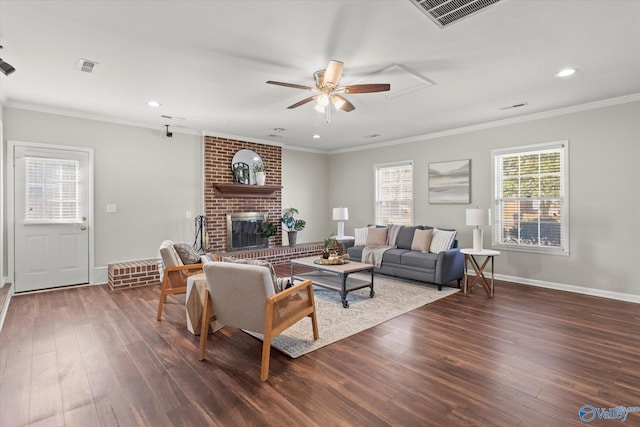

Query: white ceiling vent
left=408, top=0, right=505, bottom=28
left=78, top=58, right=98, bottom=73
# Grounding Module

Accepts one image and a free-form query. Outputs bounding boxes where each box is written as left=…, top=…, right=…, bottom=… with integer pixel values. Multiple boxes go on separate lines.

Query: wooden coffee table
left=290, top=256, right=375, bottom=308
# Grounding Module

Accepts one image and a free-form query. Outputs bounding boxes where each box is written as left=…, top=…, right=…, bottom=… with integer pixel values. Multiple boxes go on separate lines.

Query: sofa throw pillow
left=354, top=227, right=369, bottom=246
left=366, top=227, right=388, bottom=246
left=411, top=229, right=433, bottom=253
left=429, top=228, right=457, bottom=254
left=173, top=243, right=202, bottom=264
left=220, top=256, right=282, bottom=293
left=396, top=225, right=422, bottom=249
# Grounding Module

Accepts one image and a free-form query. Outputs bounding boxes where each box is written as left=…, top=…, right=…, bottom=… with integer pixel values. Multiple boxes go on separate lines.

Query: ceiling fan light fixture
left=317, top=94, right=330, bottom=107
left=332, top=96, right=346, bottom=110
left=314, top=103, right=325, bottom=113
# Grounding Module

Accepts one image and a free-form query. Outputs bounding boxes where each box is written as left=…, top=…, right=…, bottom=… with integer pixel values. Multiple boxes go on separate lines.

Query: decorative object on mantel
left=252, top=160, right=266, bottom=186
left=231, top=149, right=263, bottom=185
left=332, top=206, right=348, bottom=238
left=466, top=207, right=491, bottom=250
left=428, top=159, right=471, bottom=204
left=232, top=162, right=250, bottom=184
left=280, top=207, right=306, bottom=247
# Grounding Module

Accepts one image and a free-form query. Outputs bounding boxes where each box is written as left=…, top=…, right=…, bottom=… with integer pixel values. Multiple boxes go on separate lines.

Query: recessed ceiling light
left=148, top=100, right=162, bottom=107
left=556, top=68, right=576, bottom=77
left=273, top=127, right=286, bottom=132
left=312, top=134, right=321, bottom=139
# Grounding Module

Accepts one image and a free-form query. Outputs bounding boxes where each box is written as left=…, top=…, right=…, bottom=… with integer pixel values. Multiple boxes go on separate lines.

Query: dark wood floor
left=1, top=266, right=639, bottom=427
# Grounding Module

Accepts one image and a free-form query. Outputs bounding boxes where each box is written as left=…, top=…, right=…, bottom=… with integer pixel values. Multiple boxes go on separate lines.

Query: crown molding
left=327, top=93, right=640, bottom=155
left=3, top=101, right=201, bottom=136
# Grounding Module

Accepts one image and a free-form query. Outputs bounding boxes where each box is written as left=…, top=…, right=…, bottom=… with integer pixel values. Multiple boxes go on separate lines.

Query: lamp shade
left=466, top=208, right=491, bottom=226
left=332, top=207, right=349, bottom=221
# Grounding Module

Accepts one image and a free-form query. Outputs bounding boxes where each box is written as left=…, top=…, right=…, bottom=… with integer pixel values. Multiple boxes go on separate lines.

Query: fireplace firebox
left=226, top=212, right=269, bottom=251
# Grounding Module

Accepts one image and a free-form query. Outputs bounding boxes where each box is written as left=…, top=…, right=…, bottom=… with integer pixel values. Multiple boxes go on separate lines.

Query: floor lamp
left=333, top=207, right=348, bottom=238
left=466, top=208, right=491, bottom=250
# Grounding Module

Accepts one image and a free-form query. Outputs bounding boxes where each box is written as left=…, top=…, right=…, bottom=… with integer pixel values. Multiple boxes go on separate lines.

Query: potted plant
left=252, top=160, right=266, bottom=186
left=322, top=236, right=337, bottom=259
left=280, top=208, right=306, bottom=247
left=260, top=220, right=277, bottom=246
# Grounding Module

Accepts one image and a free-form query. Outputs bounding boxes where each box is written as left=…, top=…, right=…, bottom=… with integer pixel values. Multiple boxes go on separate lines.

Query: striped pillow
left=429, top=228, right=457, bottom=253
left=354, top=227, right=369, bottom=246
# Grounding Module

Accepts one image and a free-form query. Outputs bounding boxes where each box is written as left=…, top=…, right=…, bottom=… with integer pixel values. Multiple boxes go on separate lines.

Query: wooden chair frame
left=156, top=263, right=204, bottom=321
left=198, top=278, right=319, bottom=382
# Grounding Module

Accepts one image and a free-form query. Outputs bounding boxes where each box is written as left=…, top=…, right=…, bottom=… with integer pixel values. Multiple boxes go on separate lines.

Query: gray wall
left=3, top=108, right=203, bottom=277
left=328, top=100, right=640, bottom=296
left=282, top=148, right=331, bottom=245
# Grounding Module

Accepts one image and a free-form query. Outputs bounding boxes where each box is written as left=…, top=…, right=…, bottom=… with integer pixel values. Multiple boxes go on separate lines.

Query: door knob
left=80, top=226, right=87, bottom=230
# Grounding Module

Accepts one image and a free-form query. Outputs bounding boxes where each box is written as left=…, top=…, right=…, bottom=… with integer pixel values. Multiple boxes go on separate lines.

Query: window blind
left=24, top=156, right=81, bottom=223
left=493, top=142, right=569, bottom=254
left=375, top=161, right=413, bottom=226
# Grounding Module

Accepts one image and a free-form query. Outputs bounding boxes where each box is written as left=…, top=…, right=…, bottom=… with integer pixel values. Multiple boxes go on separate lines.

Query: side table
left=333, top=235, right=355, bottom=254
left=460, top=249, right=500, bottom=297
left=186, top=273, right=222, bottom=335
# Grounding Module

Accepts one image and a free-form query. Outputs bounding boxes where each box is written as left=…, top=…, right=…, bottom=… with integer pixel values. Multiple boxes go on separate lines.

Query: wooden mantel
left=213, top=183, right=281, bottom=198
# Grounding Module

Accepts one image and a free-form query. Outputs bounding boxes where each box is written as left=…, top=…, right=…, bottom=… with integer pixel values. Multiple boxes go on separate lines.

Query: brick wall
left=204, top=136, right=283, bottom=251
left=108, top=259, right=160, bottom=290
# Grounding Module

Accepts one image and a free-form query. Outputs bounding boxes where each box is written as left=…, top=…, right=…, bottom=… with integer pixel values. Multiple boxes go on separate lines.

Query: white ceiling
left=1, top=0, right=639, bottom=152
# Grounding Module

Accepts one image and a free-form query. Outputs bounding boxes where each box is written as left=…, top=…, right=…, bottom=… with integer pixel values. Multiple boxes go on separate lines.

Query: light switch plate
left=106, top=204, right=117, bottom=213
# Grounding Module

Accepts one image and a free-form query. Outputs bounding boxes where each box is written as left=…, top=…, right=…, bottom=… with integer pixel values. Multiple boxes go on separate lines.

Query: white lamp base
left=336, top=221, right=344, bottom=238
left=472, top=228, right=484, bottom=251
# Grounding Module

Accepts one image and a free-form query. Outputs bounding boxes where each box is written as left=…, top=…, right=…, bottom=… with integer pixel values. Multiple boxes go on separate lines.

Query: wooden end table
left=461, top=249, right=500, bottom=297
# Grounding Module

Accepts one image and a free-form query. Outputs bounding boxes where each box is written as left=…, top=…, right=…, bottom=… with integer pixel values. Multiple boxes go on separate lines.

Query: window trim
left=374, top=160, right=414, bottom=226
left=491, top=141, right=570, bottom=256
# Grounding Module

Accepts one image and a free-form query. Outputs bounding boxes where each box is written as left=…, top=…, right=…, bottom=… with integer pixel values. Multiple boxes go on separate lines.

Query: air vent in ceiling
left=408, top=0, right=505, bottom=28
left=78, top=58, right=98, bottom=73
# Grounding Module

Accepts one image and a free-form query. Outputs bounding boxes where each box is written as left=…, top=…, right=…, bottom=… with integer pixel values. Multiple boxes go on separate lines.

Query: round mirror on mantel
left=231, top=149, right=262, bottom=185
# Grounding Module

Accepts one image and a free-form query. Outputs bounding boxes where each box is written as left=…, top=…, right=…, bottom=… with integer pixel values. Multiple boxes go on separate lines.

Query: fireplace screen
left=226, top=212, right=269, bottom=251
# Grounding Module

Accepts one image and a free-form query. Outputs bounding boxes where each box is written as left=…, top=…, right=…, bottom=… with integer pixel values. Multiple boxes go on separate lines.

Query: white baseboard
left=466, top=270, right=640, bottom=304
left=0, top=283, right=14, bottom=334
left=93, top=266, right=108, bottom=285
left=2, top=276, right=8, bottom=286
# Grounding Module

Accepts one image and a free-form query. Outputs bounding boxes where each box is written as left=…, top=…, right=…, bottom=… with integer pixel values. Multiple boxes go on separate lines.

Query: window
left=492, top=141, right=569, bottom=255
left=375, top=161, right=413, bottom=226
left=24, top=156, right=81, bottom=223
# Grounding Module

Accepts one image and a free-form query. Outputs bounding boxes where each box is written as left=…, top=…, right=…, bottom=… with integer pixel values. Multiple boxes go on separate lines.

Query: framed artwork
left=428, top=159, right=471, bottom=204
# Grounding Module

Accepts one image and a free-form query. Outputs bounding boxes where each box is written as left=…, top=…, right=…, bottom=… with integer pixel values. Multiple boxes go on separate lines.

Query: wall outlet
left=186, top=211, right=192, bottom=219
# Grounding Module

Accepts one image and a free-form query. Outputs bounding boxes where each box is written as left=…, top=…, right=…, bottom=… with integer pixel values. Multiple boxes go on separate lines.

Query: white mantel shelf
left=213, top=183, right=281, bottom=198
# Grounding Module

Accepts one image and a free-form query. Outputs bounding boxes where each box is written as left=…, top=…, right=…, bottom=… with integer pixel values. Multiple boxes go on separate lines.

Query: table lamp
left=466, top=208, right=491, bottom=250
left=332, top=207, right=349, bottom=238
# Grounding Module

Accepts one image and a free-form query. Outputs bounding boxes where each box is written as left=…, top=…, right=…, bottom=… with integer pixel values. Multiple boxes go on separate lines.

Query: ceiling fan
left=266, top=60, right=390, bottom=116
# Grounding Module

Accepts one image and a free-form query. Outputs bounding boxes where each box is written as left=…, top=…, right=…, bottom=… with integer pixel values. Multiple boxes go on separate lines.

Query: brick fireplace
left=203, top=136, right=283, bottom=252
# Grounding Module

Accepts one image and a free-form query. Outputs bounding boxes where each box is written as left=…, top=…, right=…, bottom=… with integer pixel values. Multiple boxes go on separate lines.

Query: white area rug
left=246, top=274, right=459, bottom=358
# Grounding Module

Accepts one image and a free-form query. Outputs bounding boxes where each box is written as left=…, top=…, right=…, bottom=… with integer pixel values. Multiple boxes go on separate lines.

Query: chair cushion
left=221, top=257, right=283, bottom=293
left=401, top=251, right=438, bottom=270
left=396, top=225, right=422, bottom=249
left=173, top=243, right=202, bottom=264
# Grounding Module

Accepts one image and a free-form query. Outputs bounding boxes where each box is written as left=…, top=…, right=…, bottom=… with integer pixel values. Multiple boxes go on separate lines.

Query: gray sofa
left=346, top=225, right=464, bottom=290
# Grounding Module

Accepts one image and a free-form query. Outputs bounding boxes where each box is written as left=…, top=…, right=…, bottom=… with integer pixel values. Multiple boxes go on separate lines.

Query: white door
left=13, top=145, right=90, bottom=292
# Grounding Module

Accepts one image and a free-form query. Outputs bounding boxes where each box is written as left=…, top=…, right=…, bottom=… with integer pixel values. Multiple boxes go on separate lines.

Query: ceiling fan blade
left=323, top=60, right=344, bottom=88
left=266, top=80, right=315, bottom=91
left=339, top=83, right=391, bottom=94
left=331, top=94, right=355, bottom=112
left=287, top=96, right=316, bottom=109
